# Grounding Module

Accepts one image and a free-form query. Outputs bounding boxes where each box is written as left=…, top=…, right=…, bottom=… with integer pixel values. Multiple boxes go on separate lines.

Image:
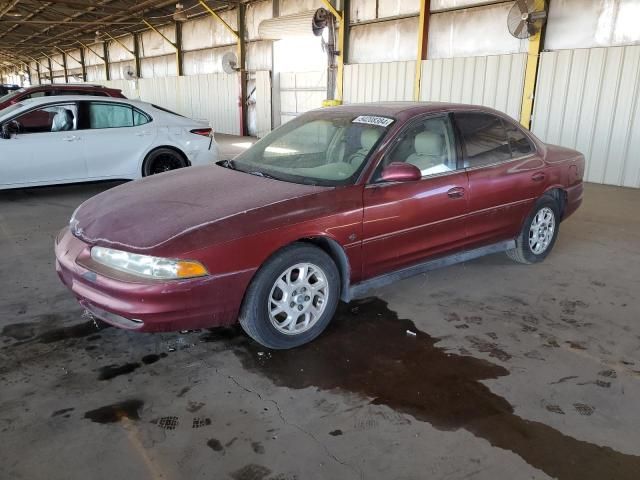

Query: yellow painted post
left=520, top=0, right=546, bottom=129
left=320, top=0, right=344, bottom=102
left=414, top=0, right=430, bottom=101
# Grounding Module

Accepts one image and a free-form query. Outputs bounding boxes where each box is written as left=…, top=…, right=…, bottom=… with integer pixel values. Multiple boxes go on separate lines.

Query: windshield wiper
left=249, top=170, right=278, bottom=180
left=217, top=159, right=236, bottom=170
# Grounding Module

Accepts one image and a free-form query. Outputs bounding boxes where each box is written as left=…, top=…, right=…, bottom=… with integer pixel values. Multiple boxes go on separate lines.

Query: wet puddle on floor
left=212, top=298, right=640, bottom=480
left=3, top=298, right=640, bottom=479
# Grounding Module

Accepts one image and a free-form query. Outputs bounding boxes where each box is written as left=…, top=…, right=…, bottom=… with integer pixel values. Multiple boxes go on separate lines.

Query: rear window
left=151, top=104, right=184, bottom=117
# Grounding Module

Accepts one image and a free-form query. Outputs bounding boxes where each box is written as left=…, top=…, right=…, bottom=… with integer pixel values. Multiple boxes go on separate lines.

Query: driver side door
left=1, top=102, right=86, bottom=187
left=361, top=114, right=470, bottom=279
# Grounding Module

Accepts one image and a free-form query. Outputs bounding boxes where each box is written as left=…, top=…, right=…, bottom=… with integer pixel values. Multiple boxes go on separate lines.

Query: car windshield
left=233, top=111, right=394, bottom=186
left=0, top=88, right=25, bottom=105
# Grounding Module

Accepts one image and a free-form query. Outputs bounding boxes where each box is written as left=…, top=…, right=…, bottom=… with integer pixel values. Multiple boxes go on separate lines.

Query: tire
left=142, top=148, right=186, bottom=176
left=239, top=243, right=341, bottom=349
left=507, top=195, right=561, bottom=264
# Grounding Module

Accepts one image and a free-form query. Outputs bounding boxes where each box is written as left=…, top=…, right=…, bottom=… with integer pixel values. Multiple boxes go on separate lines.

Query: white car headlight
left=91, top=246, right=208, bottom=280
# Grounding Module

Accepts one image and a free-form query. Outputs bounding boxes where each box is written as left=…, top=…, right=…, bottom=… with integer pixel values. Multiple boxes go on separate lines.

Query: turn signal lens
left=175, top=261, right=209, bottom=279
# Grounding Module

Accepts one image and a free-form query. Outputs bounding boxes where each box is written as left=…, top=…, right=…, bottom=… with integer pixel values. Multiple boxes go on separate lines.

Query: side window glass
left=505, top=121, right=534, bottom=156
left=456, top=113, right=511, bottom=168
left=380, top=115, right=458, bottom=178
left=13, top=104, right=77, bottom=134
left=88, top=103, right=134, bottom=129
left=133, top=109, right=151, bottom=126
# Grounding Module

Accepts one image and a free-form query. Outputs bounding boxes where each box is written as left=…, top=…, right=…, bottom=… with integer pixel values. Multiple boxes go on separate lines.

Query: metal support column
left=36, top=61, right=41, bottom=85
left=47, top=57, right=52, bottom=83
left=175, top=21, right=184, bottom=76
left=62, top=52, right=68, bottom=83
left=414, top=0, right=430, bottom=100
left=79, top=47, right=87, bottom=82
left=133, top=33, right=142, bottom=78
left=321, top=0, right=344, bottom=102
left=237, top=3, right=247, bottom=135
left=103, top=42, right=110, bottom=80
left=520, top=0, right=546, bottom=128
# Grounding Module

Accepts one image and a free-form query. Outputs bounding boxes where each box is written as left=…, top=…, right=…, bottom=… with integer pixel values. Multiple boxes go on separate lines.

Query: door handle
left=532, top=172, right=546, bottom=182
left=135, top=131, right=152, bottom=137
left=62, top=135, right=78, bottom=142
left=447, top=187, right=465, bottom=199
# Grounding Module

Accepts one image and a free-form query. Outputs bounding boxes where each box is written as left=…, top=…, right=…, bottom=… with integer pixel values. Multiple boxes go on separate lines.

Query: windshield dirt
left=233, top=111, right=394, bottom=186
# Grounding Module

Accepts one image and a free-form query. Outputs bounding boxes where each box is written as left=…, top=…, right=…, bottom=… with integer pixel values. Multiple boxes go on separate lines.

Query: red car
left=55, top=103, right=584, bottom=349
left=0, top=83, right=125, bottom=111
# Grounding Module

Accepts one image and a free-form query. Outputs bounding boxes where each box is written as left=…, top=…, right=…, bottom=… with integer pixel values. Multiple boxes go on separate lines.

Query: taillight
left=190, top=128, right=213, bottom=137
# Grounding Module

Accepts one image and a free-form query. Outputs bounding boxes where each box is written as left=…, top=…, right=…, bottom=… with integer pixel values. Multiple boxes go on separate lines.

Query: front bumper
left=54, top=227, right=253, bottom=332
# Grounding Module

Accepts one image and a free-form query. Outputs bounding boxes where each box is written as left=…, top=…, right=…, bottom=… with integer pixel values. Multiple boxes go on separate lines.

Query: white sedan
left=0, top=95, right=218, bottom=190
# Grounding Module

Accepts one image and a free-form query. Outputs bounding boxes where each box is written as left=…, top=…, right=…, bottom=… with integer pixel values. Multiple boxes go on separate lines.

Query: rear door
left=0, top=102, right=85, bottom=186
left=77, top=101, right=156, bottom=179
left=454, top=112, right=546, bottom=246
left=361, top=114, right=470, bottom=279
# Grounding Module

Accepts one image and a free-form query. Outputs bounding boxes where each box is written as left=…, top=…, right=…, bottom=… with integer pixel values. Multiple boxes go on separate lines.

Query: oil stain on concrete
left=214, top=298, right=640, bottom=480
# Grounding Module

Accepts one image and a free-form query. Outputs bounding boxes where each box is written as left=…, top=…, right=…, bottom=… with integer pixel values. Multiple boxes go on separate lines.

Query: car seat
left=347, top=129, right=381, bottom=165
left=406, top=131, right=444, bottom=172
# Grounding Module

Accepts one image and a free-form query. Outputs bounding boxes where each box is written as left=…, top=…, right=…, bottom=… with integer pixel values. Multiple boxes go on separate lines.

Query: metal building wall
left=532, top=45, right=640, bottom=188
left=343, top=61, right=416, bottom=103
left=420, top=53, right=527, bottom=120
left=104, top=73, right=241, bottom=135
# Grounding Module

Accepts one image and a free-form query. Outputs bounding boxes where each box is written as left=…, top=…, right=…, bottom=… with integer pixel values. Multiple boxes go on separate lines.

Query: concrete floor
left=1, top=135, right=639, bottom=480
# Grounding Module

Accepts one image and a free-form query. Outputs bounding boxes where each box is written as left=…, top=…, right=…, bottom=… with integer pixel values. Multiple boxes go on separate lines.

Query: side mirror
left=379, top=162, right=421, bottom=182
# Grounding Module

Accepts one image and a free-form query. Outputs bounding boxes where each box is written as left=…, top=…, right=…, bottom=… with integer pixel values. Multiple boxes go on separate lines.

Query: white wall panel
left=546, top=0, right=640, bottom=51
left=140, top=24, right=176, bottom=58
left=532, top=46, right=640, bottom=188
left=343, top=61, right=416, bottom=103
left=279, top=70, right=326, bottom=123
left=279, top=0, right=324, bottom=16
left=105, top=73, right=241, bottom=135
left=108, top=35, right=135, bottom=62
left=247, top=1, right=273, bottom=40
left=428, top=3, right=528, bottom=59
left=420, top=53, right=527, bottom=120
left=255, top=70, right=272, bottom=137
left=182, top=11, right=238, bottom=51
left=349, top=17, right=419, bottom=63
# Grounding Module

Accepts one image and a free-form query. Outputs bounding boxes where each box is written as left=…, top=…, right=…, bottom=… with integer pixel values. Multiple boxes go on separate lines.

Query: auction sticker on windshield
left=352, top=115, right=394, bottom=127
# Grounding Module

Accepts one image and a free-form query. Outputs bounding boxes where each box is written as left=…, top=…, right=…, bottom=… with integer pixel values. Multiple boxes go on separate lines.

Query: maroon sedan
left=0, top=83, right=125, bottom=110
left=55, top=103, right=584, bottom=349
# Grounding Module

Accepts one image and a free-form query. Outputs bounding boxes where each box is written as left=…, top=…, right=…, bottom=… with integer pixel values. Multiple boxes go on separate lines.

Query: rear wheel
left=143, top=148, right=186, bottom=176
left=239, top=244, right=340, bottom=349
left=507, top=195, right=560, bottom=264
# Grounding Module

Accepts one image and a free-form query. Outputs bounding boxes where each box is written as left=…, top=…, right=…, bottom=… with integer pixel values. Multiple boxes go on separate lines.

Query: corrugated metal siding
left=420, top=53, right=527, bottom=120
left=279, top=70, right=326, bottom=124
left=532, top=46, right=640, bottom=188
left=104, top=73, right=241, bottom=135
left=343, top=61, right=416, bottom=103
left=255, top=70, right=272, bottom=137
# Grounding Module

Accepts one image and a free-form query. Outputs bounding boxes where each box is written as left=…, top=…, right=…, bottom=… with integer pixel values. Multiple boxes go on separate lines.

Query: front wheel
left=239, top=244, right=340, bottom=349
left=507, top=196, right=560, bottom=264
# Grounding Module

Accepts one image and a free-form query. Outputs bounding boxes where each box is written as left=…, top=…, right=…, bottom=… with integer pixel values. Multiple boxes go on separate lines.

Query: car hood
left=72, top=165, right=329, bottom=252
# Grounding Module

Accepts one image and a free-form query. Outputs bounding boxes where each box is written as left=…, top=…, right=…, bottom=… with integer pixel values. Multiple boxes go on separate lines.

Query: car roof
left=319, top=101, right=510, bottom=120
left=24, top=83, right=111, bottom=89
left=16, top=95, right=149, bottom=109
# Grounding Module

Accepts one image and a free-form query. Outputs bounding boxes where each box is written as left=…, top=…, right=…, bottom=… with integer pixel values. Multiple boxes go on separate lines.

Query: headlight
left=90, top=246, right=208, bottom=280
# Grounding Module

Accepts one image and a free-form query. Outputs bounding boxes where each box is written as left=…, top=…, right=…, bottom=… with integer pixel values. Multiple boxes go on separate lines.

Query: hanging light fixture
left=94, top=30, right=102, bottom=43
left=172, top=3, right=188, bottom=22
